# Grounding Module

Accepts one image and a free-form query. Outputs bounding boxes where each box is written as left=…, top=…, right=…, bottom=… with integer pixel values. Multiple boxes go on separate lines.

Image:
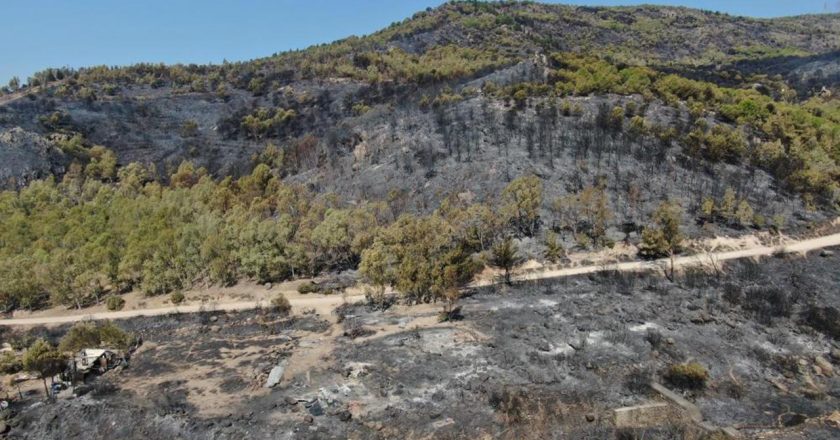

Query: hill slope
left=0, top=1, right=839, bottom=311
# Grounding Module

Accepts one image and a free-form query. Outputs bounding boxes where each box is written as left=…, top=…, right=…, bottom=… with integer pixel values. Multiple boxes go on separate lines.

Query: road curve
left=2, top=231, right=840, bottom=326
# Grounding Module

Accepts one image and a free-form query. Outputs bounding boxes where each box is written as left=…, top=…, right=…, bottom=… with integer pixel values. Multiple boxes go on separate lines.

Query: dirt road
left=492, top=231, right=840, bottom=285
left=2, top=231, right=839, bottom=326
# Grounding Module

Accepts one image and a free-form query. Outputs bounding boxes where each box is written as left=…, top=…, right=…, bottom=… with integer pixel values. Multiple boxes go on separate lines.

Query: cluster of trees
left=699, top=188, right=777, bottom=229
left=550, top=184, right=613, bottom=248
left=0, top=321, right=134, bottom=397
left=497, top=52, right=839, bottom=203
left=241, top=107, right=298, bottom=140
left=0, top=150, right=568, bottom=313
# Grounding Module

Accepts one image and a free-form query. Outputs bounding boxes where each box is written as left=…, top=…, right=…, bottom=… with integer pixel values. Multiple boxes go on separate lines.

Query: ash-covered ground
left=5, top=249, right=840, bottom=439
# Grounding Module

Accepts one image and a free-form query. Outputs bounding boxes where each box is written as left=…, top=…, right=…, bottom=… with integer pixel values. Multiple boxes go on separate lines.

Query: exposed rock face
left=0, top=127, right=65, bottom=187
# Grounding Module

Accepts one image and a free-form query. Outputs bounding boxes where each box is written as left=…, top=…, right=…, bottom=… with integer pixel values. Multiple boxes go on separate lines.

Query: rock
left=264, top=360, right=288, bottom=388
left=366, top=421, right=384, bottom=431
left=815, top=356, right=834, bottom=377
left=209, top=316, right=218, bottom=323
left=344, top=362, right=373, bottom=378
left=826, top=411, right=840, bottom=428
left=831, top=348, right=840, bottom=362
left=665, top=338, right=675, bottom=345
left=307, top=401, right=324, bottom=417
left=820, top=250, right=834, bottom=257
left=0, top=422, right=8, bottom=434
left=284, top=396, right=298, bottom=405
left=265, top=282, right=273, bottom=289
left=303, top=415, right=314, bottom=424
left=210, top=325, right=221, bottom=332
left=338, top=410, right=352, bottom=422
left=689, top=312, right=712, bottom=324
left=585, top=413, right=596, bottom=422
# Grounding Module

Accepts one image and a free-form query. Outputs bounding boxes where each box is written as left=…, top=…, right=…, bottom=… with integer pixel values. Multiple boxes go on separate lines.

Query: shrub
left=271, top=293, right=292, bottom=315
left=0, top=351, right=22, bottom=375
left=297, top=281, right=320, bottom=294
left=664, top=362, right=709, bottom=389
left=105, top=296, right=125, bottom=311
left=743, top=286, right=793, bottom=323
left=801, top=306, right=840, bottom=340
left=722, top=283, right=742, bottom=305
left=170, top=291, right=186, bottom=305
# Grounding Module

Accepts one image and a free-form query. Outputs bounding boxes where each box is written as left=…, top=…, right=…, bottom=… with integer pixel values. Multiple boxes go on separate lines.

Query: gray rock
left=265, top=360, right=288, bottom=388
left=815, top=356, right=834, bottom=377
left=307, top=401, right=324, bottom=417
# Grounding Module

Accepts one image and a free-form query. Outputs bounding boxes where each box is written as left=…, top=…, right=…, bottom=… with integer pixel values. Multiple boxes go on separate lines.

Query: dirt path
left=2, top=230, right=840, bottom=327
left=481, top=231, right=840, bottom=286
left=0, top=294, right=366, bottom=326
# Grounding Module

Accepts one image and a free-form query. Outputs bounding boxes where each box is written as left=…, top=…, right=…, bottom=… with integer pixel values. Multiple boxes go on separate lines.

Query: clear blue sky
left=1, top=0, right=837, bottom=86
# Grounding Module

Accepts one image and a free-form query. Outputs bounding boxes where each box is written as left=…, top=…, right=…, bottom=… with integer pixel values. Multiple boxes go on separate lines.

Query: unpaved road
left=2, top=231, right=840, bottom=326
left=490, top=231, right=840, bottom=285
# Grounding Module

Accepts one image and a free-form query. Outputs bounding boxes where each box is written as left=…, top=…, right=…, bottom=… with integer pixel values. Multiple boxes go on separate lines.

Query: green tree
left=84, top=146, right=118, bottom=181
left=735, top=199, right=754, bottom=227
left=700, top=197, right=715, bottom=222
left=0, top=352, right=22, bottom=376
left=7, top=76, right=20, bottom=92
left=23, top=339, right=66, bottom=397
left=359, top=241, right=393, bottom=307
left=359, top=214, right=479, bottom=305
left=502, top=175, right=543, bottom=237
left=491, top=237, right=519, bottom=284
left=544, top=232, right=565, bottom=263
left=719, top=187, right=738, bottom=223
left=0, top=352, right=23, bottom=399
left=639, top=201, right=684, bottom=280
left=58, top=321, right=133, bottom=354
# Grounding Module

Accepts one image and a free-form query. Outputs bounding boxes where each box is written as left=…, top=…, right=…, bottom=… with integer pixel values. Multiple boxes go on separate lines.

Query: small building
left=64, top=348, right=121, bottom=383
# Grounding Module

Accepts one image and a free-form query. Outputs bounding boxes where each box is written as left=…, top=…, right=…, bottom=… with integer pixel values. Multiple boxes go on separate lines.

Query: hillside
left=0, top=1, right=839, bottom=312
left=3, top=3, right=840, bottom=439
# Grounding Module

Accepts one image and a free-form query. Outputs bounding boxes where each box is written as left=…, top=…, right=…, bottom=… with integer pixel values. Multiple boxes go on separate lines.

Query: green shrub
left=271, top=293, right=292, bottom=315
left=0, top=351, right=22, bottom=375
left=105, top=295, right=125, bottom=311
left=170, top=291, right=186, bottom=305
left=297, top=281, right=320, bottom=294
left=664, top=362, right=709, bottom=389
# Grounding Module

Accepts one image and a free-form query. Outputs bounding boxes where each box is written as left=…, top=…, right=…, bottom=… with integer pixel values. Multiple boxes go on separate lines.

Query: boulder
left=815, top=356, right=834, bottom=377
left=264, top=360, right=288, bottom=388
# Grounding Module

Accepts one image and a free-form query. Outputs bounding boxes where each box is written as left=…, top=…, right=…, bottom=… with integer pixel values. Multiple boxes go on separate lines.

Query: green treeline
left=0, top=164, right=556, bottom=312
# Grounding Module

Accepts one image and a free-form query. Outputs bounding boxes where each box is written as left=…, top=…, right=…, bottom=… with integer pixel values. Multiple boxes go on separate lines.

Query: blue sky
left=1, top=0, right=837, bottom=86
